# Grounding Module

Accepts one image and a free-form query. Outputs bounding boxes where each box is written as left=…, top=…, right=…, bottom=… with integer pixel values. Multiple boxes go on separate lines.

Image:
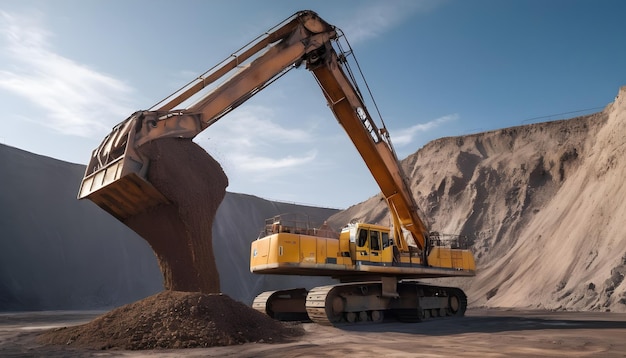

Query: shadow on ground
left=342, top=309, right=626, bottom=335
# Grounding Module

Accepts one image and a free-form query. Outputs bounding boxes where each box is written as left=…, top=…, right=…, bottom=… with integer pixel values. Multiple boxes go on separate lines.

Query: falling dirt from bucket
left=124, top=137, right=228, bottom=293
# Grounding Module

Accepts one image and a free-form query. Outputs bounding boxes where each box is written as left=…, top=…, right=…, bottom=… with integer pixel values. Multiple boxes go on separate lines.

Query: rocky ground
left=3, top=309, right=626, bottom=357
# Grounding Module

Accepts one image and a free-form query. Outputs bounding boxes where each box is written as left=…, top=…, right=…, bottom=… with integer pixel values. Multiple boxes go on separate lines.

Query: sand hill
left=2, top=86, right=625, bottom=314
left=330, top=86, right=626, bottom=312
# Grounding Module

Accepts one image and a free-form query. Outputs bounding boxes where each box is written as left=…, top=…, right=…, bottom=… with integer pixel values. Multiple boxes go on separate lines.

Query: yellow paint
left=300, top=235, right=317, bottom=263
left=250, top=223, right=476, bottom=276
left=427, top=247, right=476, bottom=271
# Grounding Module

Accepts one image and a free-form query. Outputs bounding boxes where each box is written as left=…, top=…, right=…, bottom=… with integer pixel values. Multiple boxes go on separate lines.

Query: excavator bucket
left=77, top=115, right=169, bottom=221
left=78, top=155, right=168, bottom=221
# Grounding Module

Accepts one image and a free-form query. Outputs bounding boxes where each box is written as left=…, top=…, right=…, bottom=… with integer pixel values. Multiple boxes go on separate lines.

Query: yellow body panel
left=300, top=235, right=317, bottom=264
left=250, top=233, right=344, bottom=265
left=251, top=222, right=476, bottom=279
left=427, top=247, right=476, bottom=271
left=399, top=254, right=423, bottom=265
left=250, top=235, right=271, bottom=267
left=429, top=246, right=451, bottom=268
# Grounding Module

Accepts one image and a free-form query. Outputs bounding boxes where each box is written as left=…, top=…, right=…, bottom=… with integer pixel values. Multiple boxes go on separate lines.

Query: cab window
left=370, top=230, right=380, bottom=251
left=382, top=232, right=390, bottom=248
left=357, top=229, right=368, bottom=247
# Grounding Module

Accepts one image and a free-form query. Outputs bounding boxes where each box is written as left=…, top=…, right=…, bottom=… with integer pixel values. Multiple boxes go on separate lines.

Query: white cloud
left=231, top=150, right=317, bottom=175
left=391, top=113, right=458, bottom=146
left=0, top=11, right=135, bottom=137
left=197, top=105, right=318, bottom=176
left=205, top=106, right=314, bottom=147
left=340, top=0, right=441, bottom=44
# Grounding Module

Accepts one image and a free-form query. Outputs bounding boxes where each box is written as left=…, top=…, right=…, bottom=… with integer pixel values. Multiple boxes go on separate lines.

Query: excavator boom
left=79, top=12, right=427, bottom=255
left=78, top=10, right=336, bottom=220
left=307, top=49, right=428, bottom=251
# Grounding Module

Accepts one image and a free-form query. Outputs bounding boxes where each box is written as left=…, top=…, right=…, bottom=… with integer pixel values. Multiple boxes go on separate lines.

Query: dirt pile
left=35, top=137, right=305, bottom=351
left=37, top=291, right=303, bottom=350
left=124, top=137, right=228, bottom=293
left=329, top=86, right=626, bottom=312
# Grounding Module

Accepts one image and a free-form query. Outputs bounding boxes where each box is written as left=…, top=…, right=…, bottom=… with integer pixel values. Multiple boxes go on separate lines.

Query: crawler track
left=254, top=282, right=467, bottom=326
left=252, top=288, right=310, bottom=322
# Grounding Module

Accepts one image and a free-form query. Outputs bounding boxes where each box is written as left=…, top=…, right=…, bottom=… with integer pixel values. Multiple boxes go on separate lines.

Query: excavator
left=78, top=10, right=476, bottom=325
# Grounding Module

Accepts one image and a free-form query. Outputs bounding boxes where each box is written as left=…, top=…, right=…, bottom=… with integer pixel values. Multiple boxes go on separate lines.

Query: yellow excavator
left=78, top=10, right=475, bottom=325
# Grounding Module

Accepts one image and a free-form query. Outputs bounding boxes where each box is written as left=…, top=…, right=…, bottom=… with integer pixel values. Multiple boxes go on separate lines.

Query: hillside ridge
left=330, top=86, right=626, bottom=312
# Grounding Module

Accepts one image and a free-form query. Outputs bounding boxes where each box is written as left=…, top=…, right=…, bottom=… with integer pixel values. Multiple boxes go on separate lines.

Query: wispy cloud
left=391, top=114, right=458, bottom=146
left=340, top=0, right=441, bottom=44
left=198, top=105, right=318, bottom=176
left=0, top=11, right=135, bottom=137
left=230, top=150, right=318, bottom=174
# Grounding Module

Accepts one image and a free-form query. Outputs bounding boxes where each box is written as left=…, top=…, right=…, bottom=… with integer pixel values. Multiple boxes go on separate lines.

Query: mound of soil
left=37, top=291, right=304, bottom=350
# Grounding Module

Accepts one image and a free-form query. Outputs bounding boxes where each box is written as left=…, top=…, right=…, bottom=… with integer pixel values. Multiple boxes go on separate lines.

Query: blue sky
left=1, top=0, right=624, bottom=209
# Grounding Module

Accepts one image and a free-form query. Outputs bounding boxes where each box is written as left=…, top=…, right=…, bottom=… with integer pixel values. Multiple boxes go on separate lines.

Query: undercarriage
left=253, top=281, right=467, bottom=325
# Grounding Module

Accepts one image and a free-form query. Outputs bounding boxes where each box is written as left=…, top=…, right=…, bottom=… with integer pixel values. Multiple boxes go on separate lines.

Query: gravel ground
left=3, top=308, right=626, bottom=357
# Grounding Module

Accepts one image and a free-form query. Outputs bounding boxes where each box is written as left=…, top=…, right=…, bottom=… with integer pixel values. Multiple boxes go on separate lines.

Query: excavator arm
left=306, top=47, right=428, bottom=252
left=78, top=10, right=429, bottom=253
left=78, top=11, right=335, bottom=220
